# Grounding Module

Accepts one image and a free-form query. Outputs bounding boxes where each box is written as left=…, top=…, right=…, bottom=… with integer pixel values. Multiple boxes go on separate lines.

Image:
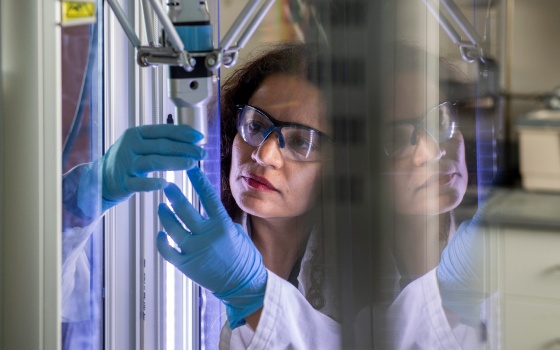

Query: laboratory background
left=2, top=0, right=560, bottom=349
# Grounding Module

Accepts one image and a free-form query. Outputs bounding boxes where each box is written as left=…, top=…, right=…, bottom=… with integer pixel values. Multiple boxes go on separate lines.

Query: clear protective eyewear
left=236, top=104, right=333, bottom=162
left=383, top=101, right=459, bottom=158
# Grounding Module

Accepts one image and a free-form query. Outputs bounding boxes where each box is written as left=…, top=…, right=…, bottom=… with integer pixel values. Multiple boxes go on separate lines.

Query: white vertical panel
left=0, top=0, right=61, bottom=348
left=104, top=0, right=139, bottom=348
left=137, top=3, right=165, bottom=348
left=138, top=61, right=163, bottom=350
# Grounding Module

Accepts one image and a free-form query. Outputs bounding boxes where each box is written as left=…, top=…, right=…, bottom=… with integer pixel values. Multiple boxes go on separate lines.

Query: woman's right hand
left=100, top=124, right=206, bottom=206
left=67, top=124, right=206, bottom=221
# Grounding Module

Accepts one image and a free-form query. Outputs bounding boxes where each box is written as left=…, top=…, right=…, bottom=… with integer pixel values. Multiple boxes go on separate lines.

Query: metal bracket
left=106, top=0, right=275, bottom=71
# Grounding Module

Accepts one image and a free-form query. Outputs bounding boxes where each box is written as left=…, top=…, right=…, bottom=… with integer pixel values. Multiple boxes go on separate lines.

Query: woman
left=221, top=42, right=334, bottom=311
left=157, top=42, right=341, bottom=348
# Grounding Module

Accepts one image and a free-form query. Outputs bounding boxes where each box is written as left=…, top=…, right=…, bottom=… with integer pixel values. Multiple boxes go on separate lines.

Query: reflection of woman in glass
left=383, top=46, right=470, bottom=289
left=382, top=45, right=491, bottom=349
left=157, top=42, right=341, bottom=348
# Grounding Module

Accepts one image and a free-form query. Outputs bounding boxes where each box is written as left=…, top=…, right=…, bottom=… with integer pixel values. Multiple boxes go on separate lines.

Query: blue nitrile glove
left=70, top=124, right=206, bottom=220
left=157, top=167, right=267, bottom=329
left=437, top=210, right=488, bottom=327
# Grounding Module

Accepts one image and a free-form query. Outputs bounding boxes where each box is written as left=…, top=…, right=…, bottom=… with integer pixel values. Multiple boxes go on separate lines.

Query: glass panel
left=307, top=0, right=559, bottom=348
left=60, top=4, right=103, bottom=349
left=315, top=1, right=504, bottom=347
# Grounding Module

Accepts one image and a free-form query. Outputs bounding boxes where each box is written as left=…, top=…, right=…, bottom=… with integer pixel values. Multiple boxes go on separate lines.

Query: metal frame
left=423, top=0, right=491, bottom=62
left=103, top=0, right=139, bottom=348
left=103, top=1, right=210, bottom=348
left=105, top=0, right=274, bottom=71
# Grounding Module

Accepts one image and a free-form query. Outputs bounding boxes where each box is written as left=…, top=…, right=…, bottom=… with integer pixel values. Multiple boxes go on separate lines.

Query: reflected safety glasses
left=236, top=104, right=333, bottom=162
left=383, top=101, right=459, bottom=158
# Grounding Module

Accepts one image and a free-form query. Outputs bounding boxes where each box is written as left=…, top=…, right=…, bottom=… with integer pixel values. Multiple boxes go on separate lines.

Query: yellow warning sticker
left=61, top=1, right=96, bottom=26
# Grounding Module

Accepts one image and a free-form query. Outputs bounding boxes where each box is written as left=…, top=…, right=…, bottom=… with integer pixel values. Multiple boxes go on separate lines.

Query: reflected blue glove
left=157, top=167, right=267, bottom=329
left=73, top=124, right=206, bottom=220
left=437, top=211, right=488, bottom=327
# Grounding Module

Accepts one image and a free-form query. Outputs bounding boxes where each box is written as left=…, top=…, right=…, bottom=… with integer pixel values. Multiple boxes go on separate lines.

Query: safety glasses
left=236, top=104, right=333, bottom=162
left=383, top=101, right=459, bottom=158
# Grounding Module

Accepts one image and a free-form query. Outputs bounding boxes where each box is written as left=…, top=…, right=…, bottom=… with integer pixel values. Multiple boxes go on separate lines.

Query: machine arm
left=104, top=0, right=275, bottom=142
left=422, top=0, right=490, bottom=63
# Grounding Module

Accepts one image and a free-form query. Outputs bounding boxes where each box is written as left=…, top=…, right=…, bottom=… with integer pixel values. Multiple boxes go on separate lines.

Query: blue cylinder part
left=175, top=24, right=213, bottom=52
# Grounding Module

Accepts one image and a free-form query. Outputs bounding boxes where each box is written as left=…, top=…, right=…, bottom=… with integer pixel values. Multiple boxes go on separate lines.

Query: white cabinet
left=503, top=229, right=560, bottom=300
left=482, top=190, right=560, bottom=349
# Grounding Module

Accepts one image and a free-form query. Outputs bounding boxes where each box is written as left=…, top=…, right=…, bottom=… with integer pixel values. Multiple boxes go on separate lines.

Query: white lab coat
left=61, top=219, right=102, bottom=322
left=219, top=213, right=342, bottom=349
left=220, top=272, right=341, bottom=349
left=386, top=268, right=494, bottom=350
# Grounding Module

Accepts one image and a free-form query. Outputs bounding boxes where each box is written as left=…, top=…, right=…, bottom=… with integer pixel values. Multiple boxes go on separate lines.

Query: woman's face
left=229, top=74, right=329, bottom=220
left=389, top=72, right=468, bottom=215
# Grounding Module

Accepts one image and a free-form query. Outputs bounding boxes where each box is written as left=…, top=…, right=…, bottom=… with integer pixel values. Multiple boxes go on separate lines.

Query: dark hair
left=220, top=41, right=324, bottom=219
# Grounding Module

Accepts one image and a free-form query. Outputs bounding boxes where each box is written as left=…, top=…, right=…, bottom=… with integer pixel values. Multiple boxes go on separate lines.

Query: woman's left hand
left=157, top=167, right=268, bottom=329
